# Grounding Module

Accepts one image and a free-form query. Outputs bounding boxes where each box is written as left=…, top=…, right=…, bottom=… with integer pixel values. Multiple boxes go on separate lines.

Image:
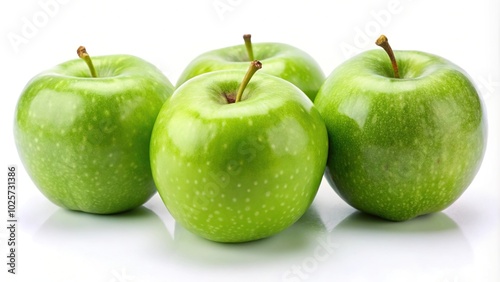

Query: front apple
left=314, top=37, right=486, bottom=221
left=14, top=49, right=174, bottom=214
left=176, top=35, right=325, bottom=101
left=151, top=63, right=328, bottom=242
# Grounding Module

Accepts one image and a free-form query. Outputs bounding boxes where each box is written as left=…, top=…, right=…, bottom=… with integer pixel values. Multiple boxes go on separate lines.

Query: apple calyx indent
left=375, top=35, right=400, bottom=79
left=77, top=46, right=98, bottom=78
left=231, top=60, right=262, bottom=104
left=243, top=34, right=255, bottom=61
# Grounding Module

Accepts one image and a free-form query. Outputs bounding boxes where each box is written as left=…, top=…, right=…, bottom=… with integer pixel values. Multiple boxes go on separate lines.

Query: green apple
left=314, top=35, right=486, bottom=221
left=14, top=47, right=174, bottom=214
left=176, top=34, right=325, bottom=101
left=151, top=61, right=328, bottom=242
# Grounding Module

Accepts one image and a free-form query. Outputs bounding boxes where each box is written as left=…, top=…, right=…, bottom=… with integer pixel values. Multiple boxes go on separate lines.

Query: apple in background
left=176, top=34, right=325, bottom=101
left=14, top=47, right=174, bottom=214
left=151, top=61, right=328, bottom=242
left=314, top=35, right=486, bottom=221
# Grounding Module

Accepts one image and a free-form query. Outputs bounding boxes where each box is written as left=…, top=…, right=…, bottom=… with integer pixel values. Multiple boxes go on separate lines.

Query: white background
left=1, top=0, right=499, bottom=281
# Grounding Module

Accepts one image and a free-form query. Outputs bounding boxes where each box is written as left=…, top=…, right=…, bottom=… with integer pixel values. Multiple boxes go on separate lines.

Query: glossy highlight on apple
left=12, top=34, right=486, bottom=244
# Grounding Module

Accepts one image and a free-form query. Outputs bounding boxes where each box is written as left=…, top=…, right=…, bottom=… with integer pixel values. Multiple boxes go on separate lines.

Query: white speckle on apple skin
left=14, top=55, right=174, bottom=214
left=151, top=71, right=328, bottom=242
left=315, top=50, right=486, bottom=221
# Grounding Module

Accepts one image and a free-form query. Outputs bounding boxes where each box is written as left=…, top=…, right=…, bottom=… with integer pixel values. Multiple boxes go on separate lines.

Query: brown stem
left=235, top=60, right=262, bottom=103
left=375, top=35, right=400, bottom=78
left=77, top=46, right=97, bottom=78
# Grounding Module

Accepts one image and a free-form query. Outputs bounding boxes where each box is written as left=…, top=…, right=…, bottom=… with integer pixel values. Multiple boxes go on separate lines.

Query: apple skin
left=176, top=42, right=325, bottom=101
left=14, top=54, right=174, bottom=214
left=151, top=70, right=328, bottom=242
left=314, top=49, right=486, bottom=221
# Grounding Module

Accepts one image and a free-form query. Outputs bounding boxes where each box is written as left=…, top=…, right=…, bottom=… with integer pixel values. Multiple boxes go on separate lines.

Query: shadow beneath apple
left=35, top=206, right=173, bottom=264
left=334, top=211, right=465, bottom=232
left=324, top=211, right=474, bottom=281
left=171, top=205, right=328, bottom=266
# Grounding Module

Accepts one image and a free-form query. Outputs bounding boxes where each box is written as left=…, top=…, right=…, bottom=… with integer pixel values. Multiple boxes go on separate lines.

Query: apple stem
left=77, top=46, right=98, bottom=78
left=243, top=34, right=255, bottom=61
left=375, top=35, right=400, bottom=79
left=234, top=60, right=262, bottom=103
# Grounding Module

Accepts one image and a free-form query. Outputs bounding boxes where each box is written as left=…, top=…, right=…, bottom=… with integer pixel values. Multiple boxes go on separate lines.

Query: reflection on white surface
left=26, top=194, right=476, bottom=282
left=25, top=199, right=334, bottom=282
left=172, top=206, right=326, bottom=264
left=35, top=207, right=173, bottom=256
left=32, top=206, right=174, bottom=281
left=325, top=212, right=473, bottom=282
left=160, top=203, right=332, bottom=281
